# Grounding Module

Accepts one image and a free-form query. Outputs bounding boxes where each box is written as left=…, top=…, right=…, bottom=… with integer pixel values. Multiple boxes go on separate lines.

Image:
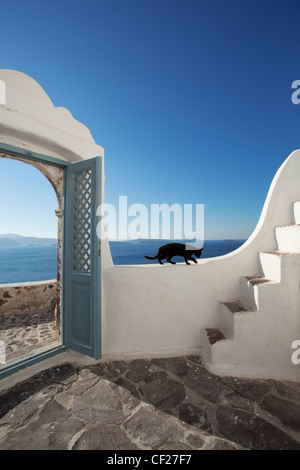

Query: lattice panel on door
left=73, top=169, right=92, bottom=272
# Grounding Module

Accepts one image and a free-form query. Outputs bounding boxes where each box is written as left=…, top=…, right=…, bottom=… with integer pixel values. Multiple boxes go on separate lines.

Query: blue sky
left=1, top=0, right=300, bottom=239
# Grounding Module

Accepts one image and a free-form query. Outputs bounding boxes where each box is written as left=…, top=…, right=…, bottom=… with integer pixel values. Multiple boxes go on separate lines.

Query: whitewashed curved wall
left=101, top=150, right=300, bottom=379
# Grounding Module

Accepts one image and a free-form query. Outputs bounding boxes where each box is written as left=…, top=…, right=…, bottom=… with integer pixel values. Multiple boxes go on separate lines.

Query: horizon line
left=0, top=233, right=247, bottom=242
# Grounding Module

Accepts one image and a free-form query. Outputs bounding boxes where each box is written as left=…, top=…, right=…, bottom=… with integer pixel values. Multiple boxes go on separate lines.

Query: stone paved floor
left=0, top=355, right=300, bottom=450
left=0, top=310, right=60, bottom=365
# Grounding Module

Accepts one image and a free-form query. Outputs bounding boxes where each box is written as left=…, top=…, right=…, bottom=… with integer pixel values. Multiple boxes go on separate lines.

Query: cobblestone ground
left=0, top=310, right=60, bottom=365
left=0, top=356, right=300, bottom=450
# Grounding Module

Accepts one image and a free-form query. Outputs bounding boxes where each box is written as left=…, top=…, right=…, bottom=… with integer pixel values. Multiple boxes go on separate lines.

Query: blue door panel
left=73, top=282, right=91, bottom=344
left=63, top=157, right=102, bottom=359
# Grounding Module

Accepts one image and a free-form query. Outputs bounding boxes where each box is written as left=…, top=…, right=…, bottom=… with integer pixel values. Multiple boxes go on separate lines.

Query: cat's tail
left=144, top=255, right=158, bottom=260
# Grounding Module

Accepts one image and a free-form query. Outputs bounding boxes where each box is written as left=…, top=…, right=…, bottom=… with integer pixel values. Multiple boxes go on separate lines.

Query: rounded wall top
left=0, top=69, right=103, bottom=161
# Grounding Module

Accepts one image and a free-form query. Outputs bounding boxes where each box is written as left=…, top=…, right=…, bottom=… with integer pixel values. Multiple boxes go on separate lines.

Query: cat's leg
left=167, top=257, right=176, bottom=264
left=184, top=258, right=190, bottom=265
left=190, top=257, right=197, bottom=263
left=158, top=256, right=164, bottom=264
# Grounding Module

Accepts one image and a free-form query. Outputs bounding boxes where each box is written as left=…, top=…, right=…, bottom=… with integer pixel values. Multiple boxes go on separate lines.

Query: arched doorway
left=0, top=154, right=64, bottom=368
left=0, top=143, right=103, bottom=379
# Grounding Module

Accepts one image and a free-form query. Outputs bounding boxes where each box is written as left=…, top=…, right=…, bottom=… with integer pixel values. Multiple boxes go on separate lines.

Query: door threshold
left=0, top=344, right=66, bottom=380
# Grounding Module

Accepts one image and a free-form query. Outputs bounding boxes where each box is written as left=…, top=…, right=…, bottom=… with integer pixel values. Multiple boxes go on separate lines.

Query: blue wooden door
left=64, top=157, right=102, bottom=359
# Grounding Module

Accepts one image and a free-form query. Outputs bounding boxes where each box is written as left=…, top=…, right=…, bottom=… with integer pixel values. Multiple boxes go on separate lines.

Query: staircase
left=200, top=201, right=300, bottom=381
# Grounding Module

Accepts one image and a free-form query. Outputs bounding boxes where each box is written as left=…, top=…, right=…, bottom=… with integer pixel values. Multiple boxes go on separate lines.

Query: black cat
left=145, top=243, right=203, bottom=265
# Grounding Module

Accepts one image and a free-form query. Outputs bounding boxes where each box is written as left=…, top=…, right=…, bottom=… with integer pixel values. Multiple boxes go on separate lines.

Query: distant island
left=0, top=233, right=57, bottom=247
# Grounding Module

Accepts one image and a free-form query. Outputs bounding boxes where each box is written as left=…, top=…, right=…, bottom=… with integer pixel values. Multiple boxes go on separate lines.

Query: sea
left=0, top=239, right=246, bottom=284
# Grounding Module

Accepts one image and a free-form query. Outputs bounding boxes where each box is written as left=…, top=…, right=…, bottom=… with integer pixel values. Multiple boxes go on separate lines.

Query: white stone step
left=219, top=299, right=251, bottom=338
left=294, top=201, right=300, bottom=224
left=240, top=276, right=271, bottom=311
left=259, top=252, right=282, bottom=282
left=206, top=311, right=269, bottom=375
left=199, top=327, right=227, bottom=364
left=275, top=224, right=300, bottom=253
left=208, top=298, right=283, bottom=368
left=259, top=251, right=300, bottom=284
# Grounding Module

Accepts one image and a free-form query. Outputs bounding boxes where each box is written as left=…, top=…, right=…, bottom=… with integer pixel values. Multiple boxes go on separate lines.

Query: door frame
left=0, top=143, right=102, bottom=379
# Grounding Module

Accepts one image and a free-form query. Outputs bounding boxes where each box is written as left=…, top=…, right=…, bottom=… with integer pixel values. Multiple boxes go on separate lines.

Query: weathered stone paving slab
left=0, top=356, right=299, bottom=450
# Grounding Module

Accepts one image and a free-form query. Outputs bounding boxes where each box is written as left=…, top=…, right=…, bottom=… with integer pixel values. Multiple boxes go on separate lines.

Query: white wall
left=101, top=150, right=300, bottom=369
